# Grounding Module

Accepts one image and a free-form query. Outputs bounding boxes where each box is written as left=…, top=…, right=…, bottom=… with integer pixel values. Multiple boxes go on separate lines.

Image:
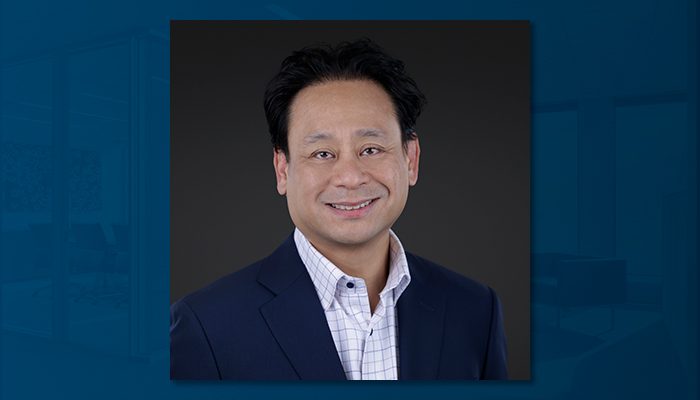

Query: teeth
left=331, top=199, right=373, bottom=211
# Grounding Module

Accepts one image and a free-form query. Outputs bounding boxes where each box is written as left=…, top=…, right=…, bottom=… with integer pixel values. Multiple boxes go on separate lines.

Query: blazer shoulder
left=173, top=257, right=270, bottom=315
left=173, top=233, right=303, bottom=318
left=404, top=252, right=508, bottom=380
left=405, top=252, right=497, bottom=303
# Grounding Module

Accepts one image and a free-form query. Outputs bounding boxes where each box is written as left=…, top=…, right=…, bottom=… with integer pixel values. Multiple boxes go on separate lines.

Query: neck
left=305, top=231, right=392, bottom=311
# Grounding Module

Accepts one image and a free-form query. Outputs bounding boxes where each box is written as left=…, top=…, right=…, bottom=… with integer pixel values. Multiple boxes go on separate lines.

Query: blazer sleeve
left=482, top=287, right=509, bottom=379
left=170, top=299, right=221, bottom=380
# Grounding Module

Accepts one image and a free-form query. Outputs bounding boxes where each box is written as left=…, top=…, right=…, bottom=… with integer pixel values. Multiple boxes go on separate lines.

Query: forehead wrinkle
left=355, top=128, right=386, bottom=139
left=302, top=131, right=333, bottom=145
left=302, top=128, right=386, bottom=145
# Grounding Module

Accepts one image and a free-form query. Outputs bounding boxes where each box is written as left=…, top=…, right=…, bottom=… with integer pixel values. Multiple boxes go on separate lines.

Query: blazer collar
left=398, top=253, right=447, bottom=380
left=256, top=235, right=447, bottom=381
left=256, top=234, right=346, bottom=380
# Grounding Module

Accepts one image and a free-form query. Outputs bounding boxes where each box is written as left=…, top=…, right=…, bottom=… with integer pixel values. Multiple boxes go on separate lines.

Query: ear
left=406, top=137, right=420, bottom=186
left=273, top=149, right=289, bottom=195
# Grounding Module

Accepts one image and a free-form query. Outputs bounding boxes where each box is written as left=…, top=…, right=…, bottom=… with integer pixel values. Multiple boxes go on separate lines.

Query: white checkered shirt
left=294, top=228, right=412, bottom=380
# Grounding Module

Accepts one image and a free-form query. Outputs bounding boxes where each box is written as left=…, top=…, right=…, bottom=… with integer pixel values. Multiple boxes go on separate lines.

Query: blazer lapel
left=398, top=254, right=447, bottom=380
left=257, top=235, right=346, bottom=380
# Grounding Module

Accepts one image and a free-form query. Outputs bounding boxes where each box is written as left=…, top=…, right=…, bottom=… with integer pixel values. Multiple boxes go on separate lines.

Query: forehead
left=287, top=80, right=400, bottom=144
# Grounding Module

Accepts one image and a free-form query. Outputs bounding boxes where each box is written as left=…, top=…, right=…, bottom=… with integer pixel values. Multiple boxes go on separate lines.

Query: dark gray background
left=171, top=20, right=530, bottom=379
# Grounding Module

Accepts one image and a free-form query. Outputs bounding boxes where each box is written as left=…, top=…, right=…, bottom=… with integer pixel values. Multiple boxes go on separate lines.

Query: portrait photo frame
left=170, top=20, right=531, bottom=380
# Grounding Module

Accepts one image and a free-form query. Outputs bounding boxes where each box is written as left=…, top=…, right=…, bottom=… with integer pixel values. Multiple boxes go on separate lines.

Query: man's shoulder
left=173, top=257, right=270, bottom=315
left=172, top=234, right=304, bottom=317
left=405, top=252, right=495, bottom=302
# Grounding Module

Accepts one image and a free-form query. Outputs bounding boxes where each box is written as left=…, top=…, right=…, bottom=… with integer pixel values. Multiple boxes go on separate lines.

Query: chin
left=324, top=227, right=385, bottom=247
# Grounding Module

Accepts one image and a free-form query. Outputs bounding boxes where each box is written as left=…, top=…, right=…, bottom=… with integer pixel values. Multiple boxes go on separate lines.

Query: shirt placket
left=345, top=278, right=381, bottom=378
left=295, top=228, right=410, bottom=381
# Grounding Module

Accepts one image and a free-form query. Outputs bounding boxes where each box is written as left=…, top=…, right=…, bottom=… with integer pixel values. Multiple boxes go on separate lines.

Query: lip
left=325, top=198, right=378, bottom=219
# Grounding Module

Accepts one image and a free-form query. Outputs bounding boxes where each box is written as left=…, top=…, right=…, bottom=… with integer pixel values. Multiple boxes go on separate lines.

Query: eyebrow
left=302, top=129, right=386, bottom=144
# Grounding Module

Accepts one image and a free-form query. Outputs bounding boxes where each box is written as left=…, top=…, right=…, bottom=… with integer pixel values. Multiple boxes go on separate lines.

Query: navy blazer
left=170, top=234, right=508, bottom=380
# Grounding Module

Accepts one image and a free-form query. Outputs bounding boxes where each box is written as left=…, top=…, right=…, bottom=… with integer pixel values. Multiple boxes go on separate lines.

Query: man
left=170, top=38, right=508, bottom=380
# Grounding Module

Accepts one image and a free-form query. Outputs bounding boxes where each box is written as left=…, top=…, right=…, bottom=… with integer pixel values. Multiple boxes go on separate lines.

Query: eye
left=361, top=147, right=383, bottom=156
left=312, top=150, right=334, bottom=160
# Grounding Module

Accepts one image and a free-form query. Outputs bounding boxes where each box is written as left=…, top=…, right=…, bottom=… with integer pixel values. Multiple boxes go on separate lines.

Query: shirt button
left=346, top=282, right=354, bottom=289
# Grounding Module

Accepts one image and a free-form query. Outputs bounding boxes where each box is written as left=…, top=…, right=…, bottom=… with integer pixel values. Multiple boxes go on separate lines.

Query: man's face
left=273, top=79, right=420, bottom=250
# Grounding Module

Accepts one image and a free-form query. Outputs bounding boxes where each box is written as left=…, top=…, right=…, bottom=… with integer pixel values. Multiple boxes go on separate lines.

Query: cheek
left=287, top=167, right=327, bottom=200
left=374, top=159, right=409, bottom=190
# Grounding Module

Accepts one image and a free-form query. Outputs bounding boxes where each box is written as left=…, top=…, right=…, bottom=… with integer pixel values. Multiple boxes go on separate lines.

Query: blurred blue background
left=0, top=0, right=696, bottom=399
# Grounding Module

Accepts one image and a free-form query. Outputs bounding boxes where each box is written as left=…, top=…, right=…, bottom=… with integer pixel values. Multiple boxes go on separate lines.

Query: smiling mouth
left=327, top=198, right=377, bottom=211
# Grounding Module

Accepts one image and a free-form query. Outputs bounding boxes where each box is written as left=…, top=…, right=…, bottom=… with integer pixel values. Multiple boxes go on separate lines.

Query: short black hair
left=263, top=38, right=427, bottom=155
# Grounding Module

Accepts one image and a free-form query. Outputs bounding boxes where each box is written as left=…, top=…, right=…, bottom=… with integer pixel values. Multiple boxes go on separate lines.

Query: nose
left=330, top=155, right=369, bottom=189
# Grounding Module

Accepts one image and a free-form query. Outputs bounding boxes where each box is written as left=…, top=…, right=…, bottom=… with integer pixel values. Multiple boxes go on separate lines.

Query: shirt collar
left=294, top=228, right=412, bottom=311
